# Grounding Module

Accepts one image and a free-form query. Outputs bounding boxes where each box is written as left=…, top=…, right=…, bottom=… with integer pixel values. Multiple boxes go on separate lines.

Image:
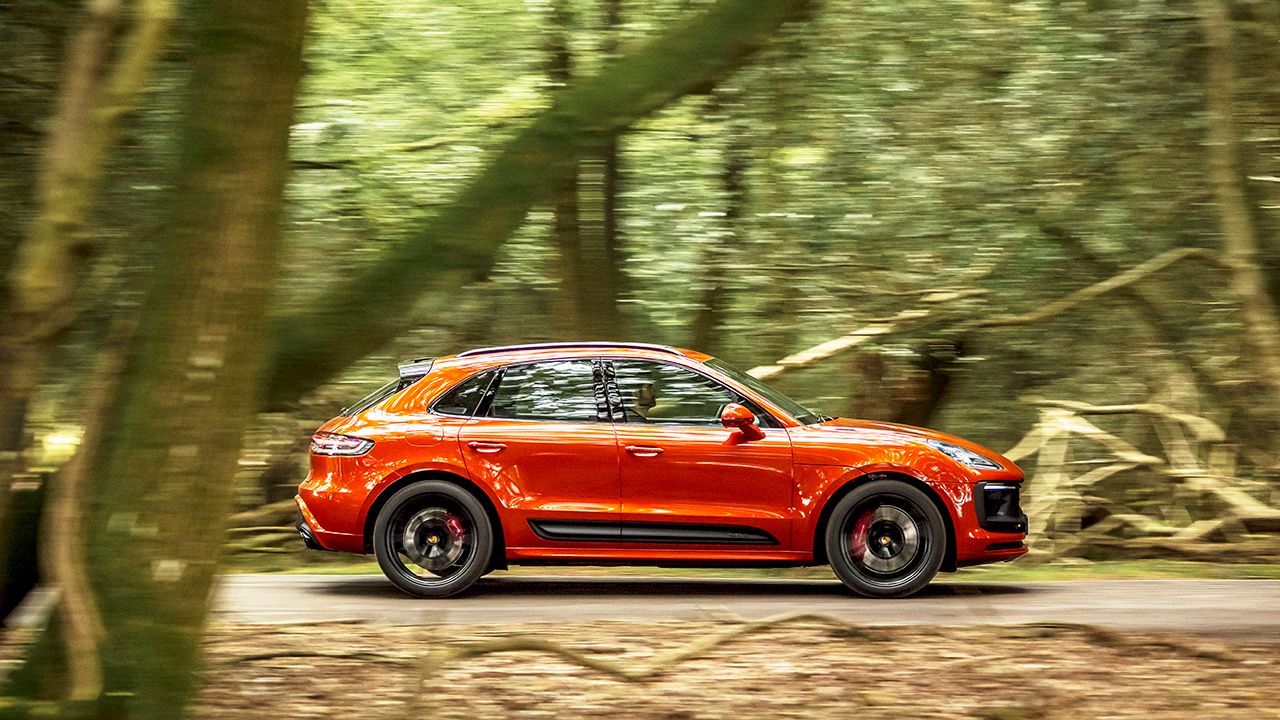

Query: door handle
left=467, top=441, right=507, bottom=454
left=624, top=445, right=664, bottom=457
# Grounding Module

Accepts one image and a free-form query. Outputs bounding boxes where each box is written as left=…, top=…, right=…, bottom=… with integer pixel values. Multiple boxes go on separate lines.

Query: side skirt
left=528, top=519, right=779, bottom=546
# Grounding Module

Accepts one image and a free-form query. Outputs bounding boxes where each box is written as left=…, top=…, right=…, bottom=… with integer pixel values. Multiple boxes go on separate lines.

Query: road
left=213, top=575, right=1280, bottom=635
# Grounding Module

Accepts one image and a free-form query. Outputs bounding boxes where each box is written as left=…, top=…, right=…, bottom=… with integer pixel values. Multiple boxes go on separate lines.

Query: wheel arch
left=361, top=469, right=507, bottom=570
left=810, top=471, right=957, bottom=573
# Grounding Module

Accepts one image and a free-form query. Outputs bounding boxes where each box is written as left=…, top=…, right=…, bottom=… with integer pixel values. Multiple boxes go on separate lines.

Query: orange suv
left=296, top=342, right=1027, bottom=598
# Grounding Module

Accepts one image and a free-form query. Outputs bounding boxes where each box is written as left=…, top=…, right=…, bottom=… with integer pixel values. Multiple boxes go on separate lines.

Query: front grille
left=975, top=482, right=1028, bottom=534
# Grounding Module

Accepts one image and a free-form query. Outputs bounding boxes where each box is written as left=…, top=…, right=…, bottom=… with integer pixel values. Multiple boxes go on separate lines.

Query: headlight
left=310, top=432, right=374, bottom=456
left=926, top=439, right=1002, bottom=470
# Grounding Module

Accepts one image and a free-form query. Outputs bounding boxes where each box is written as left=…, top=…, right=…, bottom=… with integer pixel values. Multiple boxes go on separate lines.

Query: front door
left=607, top=359, right=794, bottom=549
left=458, top=359, right=619, bottom=550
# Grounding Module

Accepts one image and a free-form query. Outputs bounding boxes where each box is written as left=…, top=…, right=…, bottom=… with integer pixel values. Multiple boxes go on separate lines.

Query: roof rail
left=456, top=342, right=685, bottom=358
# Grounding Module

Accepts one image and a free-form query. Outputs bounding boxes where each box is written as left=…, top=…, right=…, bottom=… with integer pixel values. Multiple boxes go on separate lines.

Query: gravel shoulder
left=195, top=617, right=1280, bottom=719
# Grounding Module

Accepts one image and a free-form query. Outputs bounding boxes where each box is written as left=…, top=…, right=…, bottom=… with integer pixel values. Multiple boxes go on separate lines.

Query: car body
left=296, top=342, right=1027, bottom=598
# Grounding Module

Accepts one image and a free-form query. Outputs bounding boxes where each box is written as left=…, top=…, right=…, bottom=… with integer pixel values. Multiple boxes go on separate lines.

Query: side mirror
left=720, top=403, right=765, bottom=441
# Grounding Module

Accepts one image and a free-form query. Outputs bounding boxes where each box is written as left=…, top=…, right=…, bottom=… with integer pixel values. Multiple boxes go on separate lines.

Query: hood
left=800, top=417, right=1020, bottom=476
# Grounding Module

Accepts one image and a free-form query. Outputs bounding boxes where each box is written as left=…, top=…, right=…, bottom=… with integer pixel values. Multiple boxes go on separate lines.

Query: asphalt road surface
left=213, top=575, right=1280, bottom=635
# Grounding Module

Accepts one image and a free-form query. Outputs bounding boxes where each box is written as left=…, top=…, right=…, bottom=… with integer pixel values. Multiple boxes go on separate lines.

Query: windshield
left=705, top=358, right=824, bottom=425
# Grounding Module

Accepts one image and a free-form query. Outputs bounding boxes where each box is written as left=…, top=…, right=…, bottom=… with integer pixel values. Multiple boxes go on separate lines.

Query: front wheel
left=373, top=480, right=493, bottom=598
left=825, top=479, right=946, bottom=599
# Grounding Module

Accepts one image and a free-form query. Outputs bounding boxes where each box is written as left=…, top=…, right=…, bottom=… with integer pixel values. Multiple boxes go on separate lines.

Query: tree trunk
left=690, top=91, right=748, bottom=354
left=263, top=0, right=814, bottom=407
left=590, top=0, right=627, bottom=338
left=0, top=0, right=172, bottom=623
left=1198, top=0, right=1280, bottom=441
left=7, top=0, right=308, bottom=715
left=547, top=0, right=585, bottom=341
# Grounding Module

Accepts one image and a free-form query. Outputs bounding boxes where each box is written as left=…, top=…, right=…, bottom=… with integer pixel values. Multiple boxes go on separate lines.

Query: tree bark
left=1199, top=0, right=1280, bottom=432
left=690, top=91, right=748, bottom=354
left=7, top=0, right=308, bottom=715
left=547, top=0, right=585, bottom=341
left=572, top=0, right=628, bottom=340
left=0, top=0, right=172, bottom=625
left=263, top=0, right=813, bottom=407
left=593, top=0, right=627, bottom=338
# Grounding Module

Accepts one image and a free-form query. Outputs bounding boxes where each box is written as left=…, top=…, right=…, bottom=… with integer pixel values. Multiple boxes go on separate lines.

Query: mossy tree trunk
left=547, top=0, right=585, bottom=340
left=1198, top=0, right=1280, bottom=443
left=0, top=0, right=172, bottom=623
left=690, top=89, right=748, bottom=355
left=5, top=0, right=308, bottom=716
left=597, top=0, right=628, bottom=338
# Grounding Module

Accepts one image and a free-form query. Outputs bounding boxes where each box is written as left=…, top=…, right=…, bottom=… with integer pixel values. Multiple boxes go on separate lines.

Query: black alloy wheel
left=825, top=479, right=946, bottom=599
left=373, top=480, right=493, bottom=598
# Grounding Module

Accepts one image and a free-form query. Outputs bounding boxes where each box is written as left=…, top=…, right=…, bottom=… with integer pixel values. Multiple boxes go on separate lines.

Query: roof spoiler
left=398, top=357, right=434, bottom=379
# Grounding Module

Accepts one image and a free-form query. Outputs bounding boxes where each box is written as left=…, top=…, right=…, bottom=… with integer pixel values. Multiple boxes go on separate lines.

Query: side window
left=486, top=360, right=601, bottom=422
left=612, top=360, right=737, bottom=426
left=431, top=371, right=495, bottom=416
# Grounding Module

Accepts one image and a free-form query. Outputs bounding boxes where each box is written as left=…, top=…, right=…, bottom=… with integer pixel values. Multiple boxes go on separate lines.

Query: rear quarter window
left=431, top=371, right=496, bottom=416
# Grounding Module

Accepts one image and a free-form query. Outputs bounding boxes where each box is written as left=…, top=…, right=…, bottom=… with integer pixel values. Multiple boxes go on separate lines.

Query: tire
left=825, top=479, right=946, bottom=599
left=373, top=480, right=494, bottom=598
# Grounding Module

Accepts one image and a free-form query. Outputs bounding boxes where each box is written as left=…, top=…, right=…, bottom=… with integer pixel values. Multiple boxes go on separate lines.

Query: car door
left=458, top=358, right=619, bottom=550
left=607, top=358, right=794, bottom=549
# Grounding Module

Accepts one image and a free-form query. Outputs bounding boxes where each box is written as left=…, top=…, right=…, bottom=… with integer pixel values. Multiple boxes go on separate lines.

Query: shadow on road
left=314, top=575, right=1031, bottom=600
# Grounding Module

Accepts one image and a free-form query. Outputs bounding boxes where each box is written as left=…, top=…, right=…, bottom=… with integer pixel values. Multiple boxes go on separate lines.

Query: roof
left=456, top=342, right=687, bottom=358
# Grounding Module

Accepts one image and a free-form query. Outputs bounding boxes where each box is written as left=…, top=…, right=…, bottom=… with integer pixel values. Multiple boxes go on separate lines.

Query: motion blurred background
left=1, top=0, right=1278, bottom=717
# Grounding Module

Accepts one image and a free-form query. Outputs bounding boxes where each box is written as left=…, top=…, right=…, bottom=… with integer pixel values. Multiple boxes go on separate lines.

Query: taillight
left=310, top=432, right=374, bottom=456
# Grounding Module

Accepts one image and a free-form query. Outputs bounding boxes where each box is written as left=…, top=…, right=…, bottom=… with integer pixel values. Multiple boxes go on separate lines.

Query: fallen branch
left=444, top=611, right=882, bottom=682
left=1025, top=397, right=1225, bottom=443
left=748, top=308, right=936, bottom=380
left=964, top=247, right=1224, bottom=331
left=227, top=650, right=414, bottom=666
left=749, top=247, right=1224, bottom=382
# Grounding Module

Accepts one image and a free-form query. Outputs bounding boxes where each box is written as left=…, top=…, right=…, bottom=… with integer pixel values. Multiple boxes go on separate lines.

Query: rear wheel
left=825, top=479, right=946, bottom=599
left=373, top=480, right=493, bottom=598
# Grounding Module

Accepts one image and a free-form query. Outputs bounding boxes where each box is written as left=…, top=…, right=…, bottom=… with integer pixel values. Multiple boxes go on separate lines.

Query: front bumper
left=947, top=480, right=1029, bottom=567
left=974, top=480, right=1029, bottom=534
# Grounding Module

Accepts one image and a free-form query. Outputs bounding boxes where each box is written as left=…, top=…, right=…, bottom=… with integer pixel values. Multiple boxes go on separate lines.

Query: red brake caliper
left=850, top=510, right=872, bottom=558
left=444, top=513, right=466, bottom=540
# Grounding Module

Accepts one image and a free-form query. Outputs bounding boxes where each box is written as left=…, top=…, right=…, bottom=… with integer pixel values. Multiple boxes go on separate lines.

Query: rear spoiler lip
left=397, top=357, right=435, bottom=379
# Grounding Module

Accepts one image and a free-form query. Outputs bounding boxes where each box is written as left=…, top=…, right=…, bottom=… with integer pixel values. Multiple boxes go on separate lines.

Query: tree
left=0, top=0, right=172, bottom=617
left=1198, top=0, right=1280, bottom=425
left=263, top=0, right=814, bottom=406
left=4, top=0, right=308, bottom=715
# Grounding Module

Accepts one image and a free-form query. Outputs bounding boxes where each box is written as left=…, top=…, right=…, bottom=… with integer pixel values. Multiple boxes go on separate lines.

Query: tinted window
left=340, top=374, right=422, bottom=416
left=432, top=371, right=495, bottom=416
left=704, top=358, right=821, bottom=424
left=486, top=360, right=600, bottom=422
left=612, top=360, right=739, bottom=426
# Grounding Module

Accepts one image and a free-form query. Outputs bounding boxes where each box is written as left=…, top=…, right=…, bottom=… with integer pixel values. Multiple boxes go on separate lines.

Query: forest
left=1, top=0, right=1279, bottom=717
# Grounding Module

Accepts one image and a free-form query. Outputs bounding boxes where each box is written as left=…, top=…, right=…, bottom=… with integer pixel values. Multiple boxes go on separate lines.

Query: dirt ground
left=193, top=617, right=1280, bottom=719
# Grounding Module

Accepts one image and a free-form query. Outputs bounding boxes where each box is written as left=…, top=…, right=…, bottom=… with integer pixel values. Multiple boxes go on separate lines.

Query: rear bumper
left=294, top=512, right=329, bottom=551
left=294, top=494, right=364, bottom=553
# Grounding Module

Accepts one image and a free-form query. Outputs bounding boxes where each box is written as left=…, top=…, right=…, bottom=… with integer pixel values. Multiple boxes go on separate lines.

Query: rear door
left=607, top=359, right=794, bottom=549
left=458, top=359, right=619, bottom=550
